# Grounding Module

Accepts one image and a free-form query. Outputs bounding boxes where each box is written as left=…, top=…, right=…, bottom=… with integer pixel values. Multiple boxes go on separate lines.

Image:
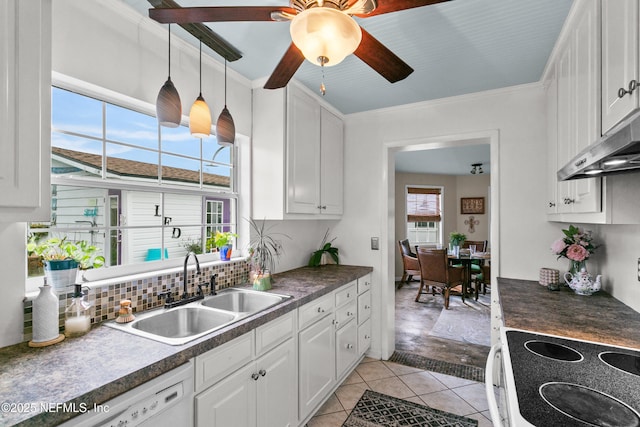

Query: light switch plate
left=371, top=237, right=379, bottom=250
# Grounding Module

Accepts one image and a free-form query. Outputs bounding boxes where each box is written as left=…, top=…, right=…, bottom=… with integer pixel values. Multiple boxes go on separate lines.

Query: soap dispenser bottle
left=64, top=284, right=92, bottom=338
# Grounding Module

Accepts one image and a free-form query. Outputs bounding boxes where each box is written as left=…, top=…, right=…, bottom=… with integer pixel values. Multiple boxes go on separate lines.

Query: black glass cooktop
left=505, top=330, right=640, bottom=426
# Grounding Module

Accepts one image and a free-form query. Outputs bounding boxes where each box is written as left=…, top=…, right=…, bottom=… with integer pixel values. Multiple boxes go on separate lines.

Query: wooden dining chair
left=397, top=239, right=420, bottom=288
left=415, top=247, right=465, bottom=309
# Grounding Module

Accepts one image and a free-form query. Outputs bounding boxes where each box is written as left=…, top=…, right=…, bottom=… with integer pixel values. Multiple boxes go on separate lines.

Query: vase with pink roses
left=550, top=225, right=598, bottom=282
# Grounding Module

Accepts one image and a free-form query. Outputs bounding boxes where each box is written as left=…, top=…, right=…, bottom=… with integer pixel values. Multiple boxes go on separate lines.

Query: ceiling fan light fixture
left=290, top=7, right=362, bottom=66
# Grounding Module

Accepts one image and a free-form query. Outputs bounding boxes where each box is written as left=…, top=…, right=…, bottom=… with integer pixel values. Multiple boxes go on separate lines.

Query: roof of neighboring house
left=51, top=146, right=230, bottom=187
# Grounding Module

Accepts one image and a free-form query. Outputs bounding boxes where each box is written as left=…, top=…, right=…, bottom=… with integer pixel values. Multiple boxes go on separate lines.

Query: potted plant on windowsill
left=211, top=231, right=238, bottom=261
left=308, top=229, right=339, bottom=267
left=248, top=219, right=289, bottom=291
left=27, top=237, right=105, bottom=289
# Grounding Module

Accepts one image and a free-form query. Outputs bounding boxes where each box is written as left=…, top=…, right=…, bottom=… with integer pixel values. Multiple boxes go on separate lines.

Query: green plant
left=27, top=237, right=105, bottom=270
left=308, top=229, right=339, bottom=267
left=181, top=238, right=203, bottom=255
left=211, top=231, right=238, bottom=249
left=248, top=219, right=289, bottom=275
left=449, top=231, right=466, bottom=246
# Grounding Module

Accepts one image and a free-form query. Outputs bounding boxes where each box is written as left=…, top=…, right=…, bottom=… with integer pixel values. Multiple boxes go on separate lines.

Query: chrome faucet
left=183, top=252, right=201, bottom=299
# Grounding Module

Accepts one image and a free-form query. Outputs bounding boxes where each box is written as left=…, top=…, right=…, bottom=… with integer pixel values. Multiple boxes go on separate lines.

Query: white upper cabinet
left=547, top=0, right=601, bottom=218
left=0, top=0, right=51, bottom=222
left=601, top=0, right=639, bottom=134
left=252, top=82, right=344, bottom=220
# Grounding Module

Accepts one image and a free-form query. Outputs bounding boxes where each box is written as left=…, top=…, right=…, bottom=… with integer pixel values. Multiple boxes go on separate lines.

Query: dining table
left=448, top=251, right=491, bottom=299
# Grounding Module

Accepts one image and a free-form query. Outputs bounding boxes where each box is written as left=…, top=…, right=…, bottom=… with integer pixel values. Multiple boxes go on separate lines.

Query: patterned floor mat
left=342, top=390, right=478, bottom=427
left=388, top=351, right=485, bottom=383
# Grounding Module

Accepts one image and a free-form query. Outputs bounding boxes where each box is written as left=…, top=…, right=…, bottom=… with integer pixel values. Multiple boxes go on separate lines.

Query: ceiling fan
left=149, top=0, right=451, bottom=90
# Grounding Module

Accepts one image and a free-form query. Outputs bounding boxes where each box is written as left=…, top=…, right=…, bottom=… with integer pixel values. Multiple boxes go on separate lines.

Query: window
left=27, top=86, right=237, bottom=278
left=406, top=186, right=442, bottom=245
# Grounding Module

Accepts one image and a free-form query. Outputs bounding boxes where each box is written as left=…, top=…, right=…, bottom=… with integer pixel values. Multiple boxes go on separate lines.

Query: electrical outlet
left=371, top=237, right=379, bottom=250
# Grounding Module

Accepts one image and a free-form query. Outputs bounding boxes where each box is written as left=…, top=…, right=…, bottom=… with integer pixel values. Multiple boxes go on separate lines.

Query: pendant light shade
left=216, top=59, right=235, bottom=146
left=190, top=40, right=212, bottom=138
left=290, top=8, right=362, bottom=67
left=157, top=24, right=182, bottom=128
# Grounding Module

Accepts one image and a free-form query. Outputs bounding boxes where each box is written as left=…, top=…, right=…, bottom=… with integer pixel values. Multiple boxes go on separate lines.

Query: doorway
left=379, top=131, right=501, bottom=361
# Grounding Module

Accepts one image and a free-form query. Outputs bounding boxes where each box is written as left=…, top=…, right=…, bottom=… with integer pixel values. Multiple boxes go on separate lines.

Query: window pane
left=161, top=153, right=202, bottom=186
left=161, top=125, right=201, bottom=158
left=52, top=87, right=103, bottom=138
left=164, top=193, right=203, bottom=227
left=107, top=143, right=159, bottom=182
left=52, top=134, right=103, bottom=177
left=105, top=103, right=159, bottom=150
left=175, top=226, right=205, bottom=256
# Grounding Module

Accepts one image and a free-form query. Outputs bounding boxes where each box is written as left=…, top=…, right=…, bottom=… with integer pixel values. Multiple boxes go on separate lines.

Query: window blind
left=407, top=187, right=441, bottom=222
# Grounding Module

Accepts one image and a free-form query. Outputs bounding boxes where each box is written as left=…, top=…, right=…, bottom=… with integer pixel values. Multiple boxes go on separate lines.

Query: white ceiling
left=119, top=0, right=573, bottom=174
left=395, top=144, right=490, bottom=175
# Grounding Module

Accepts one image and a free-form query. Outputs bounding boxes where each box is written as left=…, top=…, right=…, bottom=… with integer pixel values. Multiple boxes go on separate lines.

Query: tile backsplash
left=23, top=259, right=250, bottom=342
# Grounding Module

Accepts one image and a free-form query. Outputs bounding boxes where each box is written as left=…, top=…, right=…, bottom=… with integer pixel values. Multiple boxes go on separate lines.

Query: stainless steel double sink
left=105, top=288, right=292, bottom=345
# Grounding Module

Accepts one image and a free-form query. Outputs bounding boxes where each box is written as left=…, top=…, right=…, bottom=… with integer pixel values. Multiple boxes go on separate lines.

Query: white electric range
left=486, top=327, right=640, bottom=426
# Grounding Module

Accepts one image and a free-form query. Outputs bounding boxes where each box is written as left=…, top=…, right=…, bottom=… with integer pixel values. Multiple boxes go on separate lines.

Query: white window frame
left=405, top=185, right=444, bottom=246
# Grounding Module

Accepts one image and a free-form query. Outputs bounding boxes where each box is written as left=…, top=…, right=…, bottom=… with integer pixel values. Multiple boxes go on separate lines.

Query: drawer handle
left=346, top=344, right=354, bottom=349
left=618, top=79, right=638, bottom=98
left=259, top=369, right=266, bottom=377
left=364, top=335, right=370, bottom=339
left=364, top=305, right=370, bottom=309
left=347, top=311, right=353, bottom=316
left=251, top=373, right=259, bottom=381
left=317, top=307, right=325, bottom=313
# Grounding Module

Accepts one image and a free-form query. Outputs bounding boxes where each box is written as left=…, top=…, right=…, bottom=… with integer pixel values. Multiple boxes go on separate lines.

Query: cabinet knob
left=346, top=344, right=354, bottom=349
left=618, top=80, right=638, bottom=98
left=259, top=369, right=266, bottom=377
left=321, top=205, right=327, bottom=210
left=364, top=305, right=370, bottom=309
left=317, top=307, right=325, bottom=313
left=549, top=202, right=556, bottom=207
left=347, top=311, right=353, bottom=316
left=365, top=335, right=370, bottom=339
left=251, top=373, right=260, bottom=381
left=563, top=197, right=575, bottom=204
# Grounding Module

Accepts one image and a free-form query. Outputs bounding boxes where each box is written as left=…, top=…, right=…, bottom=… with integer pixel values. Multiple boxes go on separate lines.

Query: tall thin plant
left=248, top=218, right=290, bottom=275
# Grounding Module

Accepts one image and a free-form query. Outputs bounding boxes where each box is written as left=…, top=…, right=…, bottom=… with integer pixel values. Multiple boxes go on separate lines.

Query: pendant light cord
left=167, top=24, right=171, bottom=77
left=224, top=58, right=228, bottom=107
left=199, top=40, right=203, bottom=94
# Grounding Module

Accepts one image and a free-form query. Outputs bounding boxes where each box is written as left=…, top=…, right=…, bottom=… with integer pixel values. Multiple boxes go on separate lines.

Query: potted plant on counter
left=308, top=229, right=339, bottom=267
left=248, top=219, right=289, bottom=291
left=28, top=237, right=105, bottom=289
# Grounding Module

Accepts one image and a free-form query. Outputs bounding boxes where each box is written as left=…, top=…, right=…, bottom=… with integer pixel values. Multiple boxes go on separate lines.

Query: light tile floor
left=307, top=357, right=492, bottom=427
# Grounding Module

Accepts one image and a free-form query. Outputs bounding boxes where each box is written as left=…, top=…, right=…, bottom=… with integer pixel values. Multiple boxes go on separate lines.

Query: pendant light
left=216, top=59, right=235, bottom=146
left=189, top=40, right=212, bottom=138
left=156, top=24, right=182, bottom=128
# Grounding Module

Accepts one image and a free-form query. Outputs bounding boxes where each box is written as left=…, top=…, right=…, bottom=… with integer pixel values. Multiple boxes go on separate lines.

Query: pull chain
left=318, top=56, right=328, bottom=96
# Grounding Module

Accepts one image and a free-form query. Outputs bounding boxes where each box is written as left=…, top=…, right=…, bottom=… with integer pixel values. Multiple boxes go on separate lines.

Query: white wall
left=335, top=83, right=560, bottom=358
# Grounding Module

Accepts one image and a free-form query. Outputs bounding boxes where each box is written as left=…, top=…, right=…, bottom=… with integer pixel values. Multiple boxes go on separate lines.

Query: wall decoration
left=461, top=197, right=485, bottom=215
left=465, top=216, right=479, bottom=233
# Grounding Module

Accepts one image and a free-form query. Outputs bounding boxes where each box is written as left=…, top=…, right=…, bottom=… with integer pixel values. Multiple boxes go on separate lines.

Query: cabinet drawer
left=358, top=290, right=371, bottom=325
left=299, top=292, right=333, bottom=330
left=358, top=318, right=371, bottom=356
left=357, top=274, right=372, bottom=295
left=255, top=311, right=295, bottom=356
left=335, top=281, right=356, bottom=307
left=335, top=300, right=357, bottom=329
left=195, top=332, right=254, bottom=392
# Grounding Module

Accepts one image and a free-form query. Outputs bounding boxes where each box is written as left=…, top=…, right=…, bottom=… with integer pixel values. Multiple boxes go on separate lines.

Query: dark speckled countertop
left=498, top=277, right=640, bottom=349
left=0, top=265, right=372, bottom=427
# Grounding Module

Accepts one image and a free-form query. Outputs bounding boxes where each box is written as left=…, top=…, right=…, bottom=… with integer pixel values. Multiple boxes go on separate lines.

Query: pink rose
left=566, top=244, right=589, bottom=261
left=551, top=239, right=567, bottom=254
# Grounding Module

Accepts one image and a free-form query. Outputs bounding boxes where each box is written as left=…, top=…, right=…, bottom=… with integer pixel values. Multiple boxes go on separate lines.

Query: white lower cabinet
left=195, top=313, right=297, bottom=427
left=336, top=318, right=358, bottom=379
left=298, top=313, right=335, bottom=421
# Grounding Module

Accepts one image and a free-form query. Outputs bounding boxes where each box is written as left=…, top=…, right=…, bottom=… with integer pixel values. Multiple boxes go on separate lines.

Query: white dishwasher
left=61, top=361, right=194, bottom=427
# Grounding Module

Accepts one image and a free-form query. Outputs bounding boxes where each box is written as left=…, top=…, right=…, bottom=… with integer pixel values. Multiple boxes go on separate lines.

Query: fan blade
left=354, top=28, right=413, bottom=83
left=149, top=6, right=296, bottom=23
left=356, top=0, right=451, bottom=18
left=264, top=44, right=305, bottom=89
left=149, top=0, right=242, bottom=61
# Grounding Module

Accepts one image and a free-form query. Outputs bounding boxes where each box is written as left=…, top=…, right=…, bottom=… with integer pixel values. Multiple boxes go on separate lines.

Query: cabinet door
left=336, top=319, right=358, bottom=380
left=572, top=0, right=601, bottom=213
left=298, top=314, right=335, bottom=421
left=0, top=0, right=51, bottom=221
left=320, top=108, right=344, bottom=215
left=358, top=318, right=371, bottom=356
left=601, top=0, right=639, bottom=134
left=546, top=66, right=559, bottom=214
left=286, top=87, right=321, bottom=214
left=195, top=363, right=256, bottom=427
left=256, top=339, right=296, bottom=427
left=556, top=43, right=575, bottom=214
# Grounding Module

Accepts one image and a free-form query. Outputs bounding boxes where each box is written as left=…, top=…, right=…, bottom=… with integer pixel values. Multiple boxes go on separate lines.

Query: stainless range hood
left=558, top=109, right=640, bottom=181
